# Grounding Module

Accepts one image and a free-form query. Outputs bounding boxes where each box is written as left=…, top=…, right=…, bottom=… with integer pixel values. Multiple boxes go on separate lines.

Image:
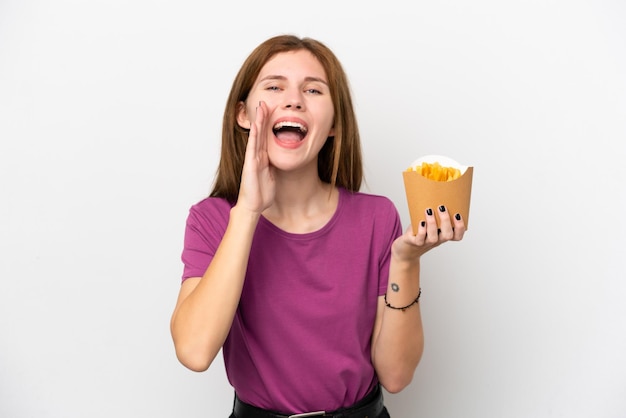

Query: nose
left=283, top=91, right=304, bottom=110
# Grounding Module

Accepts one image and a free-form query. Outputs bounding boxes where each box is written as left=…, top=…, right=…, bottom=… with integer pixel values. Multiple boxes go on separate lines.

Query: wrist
left=230, top=204, right=262, bottom=225
left=391, top=250, right=421, bottom=272
left=391, top=237, right=424, bottom=264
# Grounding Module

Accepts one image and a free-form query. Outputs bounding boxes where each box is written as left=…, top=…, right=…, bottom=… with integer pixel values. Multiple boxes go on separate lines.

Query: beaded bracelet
left=384, top=288, right=422, bottom=312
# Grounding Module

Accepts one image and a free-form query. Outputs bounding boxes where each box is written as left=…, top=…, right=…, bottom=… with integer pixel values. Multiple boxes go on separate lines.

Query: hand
left=237, top=101, right=275, bottom=214
left=392, top=205, right=466, bottom=261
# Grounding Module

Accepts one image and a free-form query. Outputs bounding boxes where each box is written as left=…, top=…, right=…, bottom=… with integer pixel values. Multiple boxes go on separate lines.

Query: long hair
left=210, top=35, right=363, bottom=203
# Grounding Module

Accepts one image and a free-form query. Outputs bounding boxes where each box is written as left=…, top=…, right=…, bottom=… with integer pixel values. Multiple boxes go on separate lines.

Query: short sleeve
left=180, top=197, right=232, bottom=282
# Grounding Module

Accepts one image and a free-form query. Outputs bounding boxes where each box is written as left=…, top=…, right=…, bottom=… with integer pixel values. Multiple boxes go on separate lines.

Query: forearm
left=372, top=258, right=424, bottom=393
left=171, top=205, right=260, bottom=371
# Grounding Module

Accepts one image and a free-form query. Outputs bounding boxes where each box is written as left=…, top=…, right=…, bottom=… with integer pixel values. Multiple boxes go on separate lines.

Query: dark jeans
left=229, top=383, right=391, bottom=418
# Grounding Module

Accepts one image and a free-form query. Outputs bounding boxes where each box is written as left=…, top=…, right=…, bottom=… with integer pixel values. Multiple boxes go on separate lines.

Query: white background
left=1, top=0, right=625, bottom=417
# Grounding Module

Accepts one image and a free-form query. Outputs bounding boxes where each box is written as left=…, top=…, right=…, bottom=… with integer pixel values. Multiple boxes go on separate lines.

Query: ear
left=328, top=126, right=335, bottom=137
left=236, top=101, right=251, bottom=129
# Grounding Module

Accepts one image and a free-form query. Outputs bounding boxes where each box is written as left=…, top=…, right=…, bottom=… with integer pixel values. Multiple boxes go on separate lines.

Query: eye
left=305, top=88, right=322, bottom=95
left=266, top=85, right=281, bottom=91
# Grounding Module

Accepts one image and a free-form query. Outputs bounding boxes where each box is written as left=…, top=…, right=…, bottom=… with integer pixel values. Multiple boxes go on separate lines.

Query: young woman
left=170, top=35, right=466, bottom=418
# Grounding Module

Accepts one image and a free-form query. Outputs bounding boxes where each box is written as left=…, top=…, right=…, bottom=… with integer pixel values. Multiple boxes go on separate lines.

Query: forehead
left=258, top=50, right=328, bottom=81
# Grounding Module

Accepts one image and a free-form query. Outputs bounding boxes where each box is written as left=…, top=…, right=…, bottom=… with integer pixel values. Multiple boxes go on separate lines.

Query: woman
left=170, top=34, right=465, bottom=418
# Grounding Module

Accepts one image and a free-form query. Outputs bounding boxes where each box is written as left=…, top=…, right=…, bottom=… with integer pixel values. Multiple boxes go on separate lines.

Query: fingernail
left=420, top=221, right=426, bottom=227
left=426, top=208, right=433, bottom=216
left=439, top=205, right=446, bottom=212
left=455, top=213, right=461, bottom=221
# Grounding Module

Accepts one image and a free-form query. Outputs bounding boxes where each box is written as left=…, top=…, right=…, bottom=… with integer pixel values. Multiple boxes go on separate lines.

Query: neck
left=273, top=175, right=333, bottom=211
left=262, top=172, right=339, bottom=233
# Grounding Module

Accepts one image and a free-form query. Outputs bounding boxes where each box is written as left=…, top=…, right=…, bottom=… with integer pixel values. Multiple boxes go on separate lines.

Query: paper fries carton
left=403, top=155, right=473, bottom=234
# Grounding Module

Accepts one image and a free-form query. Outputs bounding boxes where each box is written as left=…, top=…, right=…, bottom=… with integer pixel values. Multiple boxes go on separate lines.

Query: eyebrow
left=259, top=75, right=329, bottom=86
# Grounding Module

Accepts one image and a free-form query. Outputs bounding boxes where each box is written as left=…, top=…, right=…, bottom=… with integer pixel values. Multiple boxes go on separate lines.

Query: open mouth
left=273, top=121, right=308, bottom=143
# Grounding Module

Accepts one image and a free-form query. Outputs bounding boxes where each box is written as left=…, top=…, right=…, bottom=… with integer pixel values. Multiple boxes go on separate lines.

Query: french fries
left=406, top=161, right=462, bottom=182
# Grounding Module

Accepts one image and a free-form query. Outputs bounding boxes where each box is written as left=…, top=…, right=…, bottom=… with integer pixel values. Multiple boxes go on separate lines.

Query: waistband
left=232, top=384, right=385, bottom=418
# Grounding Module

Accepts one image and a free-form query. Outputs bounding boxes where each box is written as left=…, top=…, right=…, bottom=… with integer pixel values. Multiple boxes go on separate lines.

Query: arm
left=170, top=102, right=273, bottom=372
left=170, top=206, right=261, bottom=372
left=371, top=206, right=466, bottom=393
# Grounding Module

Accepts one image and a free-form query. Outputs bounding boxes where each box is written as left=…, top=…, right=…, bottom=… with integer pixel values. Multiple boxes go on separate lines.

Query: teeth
left=273, top=121, right=308, bottom=132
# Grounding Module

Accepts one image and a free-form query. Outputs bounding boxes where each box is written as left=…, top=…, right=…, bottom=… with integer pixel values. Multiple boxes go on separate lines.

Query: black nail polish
left=439, top=205, right=446, bottom=212
left=455, top=213, right=461, bottom=221
left=426, top=208, right=433, bottom=216
left=420, top=221, right=426, bottom=227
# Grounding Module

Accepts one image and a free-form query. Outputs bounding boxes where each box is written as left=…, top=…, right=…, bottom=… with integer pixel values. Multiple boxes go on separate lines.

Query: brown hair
left=209, top=35, right=363, bottom=202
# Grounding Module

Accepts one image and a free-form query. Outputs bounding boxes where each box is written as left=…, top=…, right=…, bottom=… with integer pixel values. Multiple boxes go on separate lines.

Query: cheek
left=247, top=104, right=257, bottom=123
left=242, top=102, right=262, bottom=124
left=249, top=95, right=279, bottom=122
left=318, top=100, right=335, bottom=125
left=324, top=111, right=336, bottom=133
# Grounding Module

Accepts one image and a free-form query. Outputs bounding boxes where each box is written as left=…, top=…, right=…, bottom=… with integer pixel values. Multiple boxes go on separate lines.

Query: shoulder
left=338, top=188, right=401, bottom=234
left=186, top=196, right=233, bottom=230
left=340, top=188, right=398, bottom=214
left=190, top=196, right=233, bottom=213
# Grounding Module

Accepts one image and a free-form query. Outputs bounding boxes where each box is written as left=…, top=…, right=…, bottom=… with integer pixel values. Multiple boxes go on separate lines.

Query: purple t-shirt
left=181, top=187, right=403, bottom=413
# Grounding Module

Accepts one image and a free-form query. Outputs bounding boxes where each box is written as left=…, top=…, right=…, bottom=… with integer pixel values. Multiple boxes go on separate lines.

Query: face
left=237, top=50, right=335, bottom=173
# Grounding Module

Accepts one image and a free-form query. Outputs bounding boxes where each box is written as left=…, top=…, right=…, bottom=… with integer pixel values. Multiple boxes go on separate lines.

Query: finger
left=255, top=101, right=268, bottom=155
left=252, top=102, right=260, bottom=154
left=424, top=208, right=439, bottom=244
left=245, top=116, right=258, bottom=163
left=436, top=205, right=454, bottom=241
left=410, top=221, right=427, bottom=246
left=452, top=212, right=466, bottom=241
